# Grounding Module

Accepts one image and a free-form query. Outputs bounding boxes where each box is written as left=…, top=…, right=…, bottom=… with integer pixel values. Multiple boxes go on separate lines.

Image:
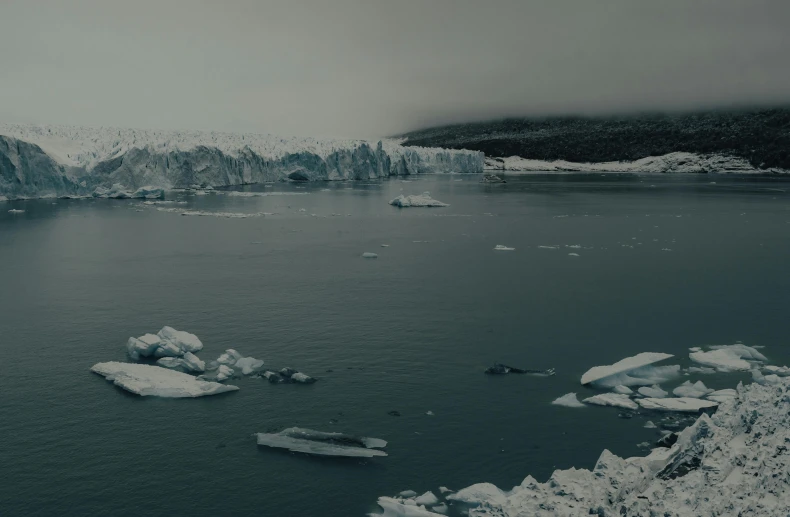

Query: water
left=1, top=174, right=789, bottom=516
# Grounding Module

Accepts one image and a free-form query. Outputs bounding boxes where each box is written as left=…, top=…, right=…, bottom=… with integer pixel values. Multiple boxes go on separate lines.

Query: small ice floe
left=389, top=192, right=449, bottom=208
left=426, top=411, right=434, bottom=416
left=485, top=364, right=555, bottom=376
left=91, top=362, right=238, bottom=397
left=126, top=327, right=203, bottom=361
left=644, top=420, right=657, bottom=429
left=568, top=252, right=580, bottom=257
left=637, top=441, right=651, bottom=448
left=438, top=487, right=452, bottom=494
left=706, top=388, right=737, bottom=404
left=689, top=347, right=702, bottom=352
left=637, top=385, right=668, bottom=398
left=551, top=393, right=585, bottom=408
left=538, top=245, right=559, bottom=249
left=581, top=352, right=679, bottom=388
left=636, top=397, right=718, bottom=412
left=362, top=252, right=378, bottom=258
left=661, top=248, right=672, bottom=252
left=672, top=380, right=713, bottom=398
left=399, top=490, right=418, bottom=498
left=493, top=245, right=515, bottom=251
left=262, top=367, right=316, bottom=384
left=583, top=393, right=638, bottom=410
left=763, top=365, right=790, bottom=376
left=198, top=349, right=264, bottom=381
left=689, top=344, right=766, bottom=372
left=414, top=492, right=439, bottom=506
left=381, top=244, right=390, bottom=247
left=8, top=209, right=25, bottom=213
left=255, top=427, right=387, bottom=458
left=131, top=186, right=164, bottom=199
left=612, top=385, right=633, bottom=394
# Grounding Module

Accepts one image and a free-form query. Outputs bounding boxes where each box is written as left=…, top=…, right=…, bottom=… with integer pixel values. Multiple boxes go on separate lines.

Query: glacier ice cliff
left=0, top=125, right=483, bottom=200
left=373, top=377, right=790, bottom=516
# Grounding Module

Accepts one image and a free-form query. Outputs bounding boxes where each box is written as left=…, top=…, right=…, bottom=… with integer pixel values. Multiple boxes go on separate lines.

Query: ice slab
left=363, top=252, right=379, bottom=258
left=581, top=352, right=675, bottom=387
left=389, top=192, right=449, bottom=207
left=637, top=397, right=718, bottom=412
left=91, top=362, right=238, bottom=397
left=256, top=427, right=387, bottom=457
left=612, top=385, right=633, bottom=394
left=413, top=492, right=439, bottom=506
left=689, top=344, right=766, bottom=371
left=583, top=393, right=638, bottom=410
left=373, top=497, right=444, bottom=516
left=707, top=388, right=738, bottom=403
left=551, top=393, right=585, bottom=408
left=494, top=245, right=515, bottom=251
left=672, top=380, right=713, bottom=398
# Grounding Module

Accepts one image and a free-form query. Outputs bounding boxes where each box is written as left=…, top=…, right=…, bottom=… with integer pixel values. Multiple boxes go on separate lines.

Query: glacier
left=373, top=376, right=790, bottom=516
left=0, top=124, right=483, bottom=200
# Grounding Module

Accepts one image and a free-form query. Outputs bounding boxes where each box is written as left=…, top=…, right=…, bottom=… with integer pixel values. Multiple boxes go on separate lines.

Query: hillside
left=400, top=108, right=790, bottom=171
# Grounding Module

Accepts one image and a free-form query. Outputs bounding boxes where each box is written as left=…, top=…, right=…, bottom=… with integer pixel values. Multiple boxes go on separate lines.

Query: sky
left=1, top=0, right=789, bottom=138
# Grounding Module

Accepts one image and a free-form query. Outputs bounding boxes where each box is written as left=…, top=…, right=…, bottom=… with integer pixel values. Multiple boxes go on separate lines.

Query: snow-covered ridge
left=0, top=124, right=483, bottom=200
left=485, top=152, right=787, bottom=174
left=374, top=377, right=790, bottom=516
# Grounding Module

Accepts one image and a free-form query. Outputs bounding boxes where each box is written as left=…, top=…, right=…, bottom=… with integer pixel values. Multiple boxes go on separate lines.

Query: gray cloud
left=1, top=0, right=789, bottom=138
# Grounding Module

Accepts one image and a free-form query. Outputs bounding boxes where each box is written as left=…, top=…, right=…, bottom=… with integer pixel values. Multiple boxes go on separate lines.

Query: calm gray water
left=1, top=173, right=789, bottom=516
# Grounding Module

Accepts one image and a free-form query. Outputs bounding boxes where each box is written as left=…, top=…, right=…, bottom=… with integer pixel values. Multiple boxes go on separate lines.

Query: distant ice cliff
left=0, top=124, right=483, bottom=200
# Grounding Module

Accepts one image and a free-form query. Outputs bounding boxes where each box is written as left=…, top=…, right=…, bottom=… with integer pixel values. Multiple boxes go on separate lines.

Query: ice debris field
left=371, top=343, right=790, bottom=516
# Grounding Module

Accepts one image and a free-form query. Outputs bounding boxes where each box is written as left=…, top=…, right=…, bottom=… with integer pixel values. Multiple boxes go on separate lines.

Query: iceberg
left=493, top=245, right=515, bottom=251
left=672, top=380, right=714, bottom=398
left=580, top=352, right=676, bottom=387
left=551, top=393, right=585, bottom=408
left=156, top=326, right=203, bottom=353
left=374, top=497, right=444, bottom=516
left=389, top=192, right=449, bottom=208
left=637, top=385, right=668, bottom=398
left=235, top=356, right=265, bottom=375
left=8, top=209, right=25, bottom=213
left=126, top=334, right=162, bottom=360
left=413, top=492, right=439, bottom=506
left=362, top=252, right=379, bottom=258
left=91, top=362, right=238, bottom=397
left=690, top=344, right=766, bottom=371
left=637, top=397, right=718, bottom=412
left=582, top=393, right=638, bottom=410
left=612, top=385, right=633, bottom=394
left=256, top=427, right=387, bottom=458
left=155, top=351, right=205, bottom=373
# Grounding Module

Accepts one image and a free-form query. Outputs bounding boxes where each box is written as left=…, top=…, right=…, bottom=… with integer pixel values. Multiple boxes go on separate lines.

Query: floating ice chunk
left=374, top=497, right=443, bottom=516
left=91, top=362, right=238, bottom=397
left=425, top=410, right=434, bottom=416
left=157, top=326, right=203, bottom=353
left=399, top=491, right=417, bottom=498
left=256, top=427, right=387, bottom=458
left=551, top=393, right=585, bottom=408
left=494, top=245, right=515, bottom=251
left=644, top=420, right=657, bottom=429
left=153, top=341, right=183, bottom=358
left=690, top=344, right=766, bottom=371
left=752, top=369, right=781, bottom=386
left=126, top=334, right=162, bottom=360
left=291, top=372, right=316, bottom=383
left=389, top=192, right=449, bottom=208
left=430, top=503, right=448, bottom=514
left=414, top=492, right=439, bottom=506
left=706, top=389, right=737, bottom=403
left=636, top=397, right=718, bottom=412
left=235, top=356, right=264, bottom=375
left=581, top=352, right=675, bottom=387
left=448, top=483, right=508, bottom=507
left=689, top=347, right=702, bottom=352
left=155, top=354, right=204, bottom=373
left=438, top=487, right=452, bottom=494
left=130, top=186, right=164, bottom=199
left=8, top=209, right=25, bottom=213
left=156, top=357, right=186, bottom=370
left=363, top=252, right=378, bottom=258
left=583, top=393, right=638, bottom=410
left=638, top=385, right=668, bottom=398
left=672, top=380, right=713, bottom=398
left=217, top=348, right=244, bottom=366
left=612, top=385, right=633, bottom=394
left=568, top=252, right=580, bottom=257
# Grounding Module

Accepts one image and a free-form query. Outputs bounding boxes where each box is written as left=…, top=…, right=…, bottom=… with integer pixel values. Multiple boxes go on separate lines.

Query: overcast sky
left=1, top=0, right=789, bottom=138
